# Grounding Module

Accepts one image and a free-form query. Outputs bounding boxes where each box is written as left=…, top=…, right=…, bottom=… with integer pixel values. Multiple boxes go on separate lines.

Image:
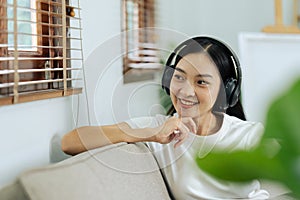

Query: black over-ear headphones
left=161, top=36, right=242, bottom=108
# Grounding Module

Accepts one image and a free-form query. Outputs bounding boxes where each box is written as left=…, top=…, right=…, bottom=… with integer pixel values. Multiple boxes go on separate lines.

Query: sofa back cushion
left=18, top=142, right=171, bottom=200
left=0, top=181, right=29, bottom=200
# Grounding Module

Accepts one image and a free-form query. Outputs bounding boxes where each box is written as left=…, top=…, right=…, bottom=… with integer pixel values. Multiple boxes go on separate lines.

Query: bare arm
left=61, top=117, right=196, bottom=155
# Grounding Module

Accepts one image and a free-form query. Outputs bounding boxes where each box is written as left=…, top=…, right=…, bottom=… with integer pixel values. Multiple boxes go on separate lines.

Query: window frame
left=122, top=0, right=162, bottom=83
left=0, top=0, right=82, bottom=106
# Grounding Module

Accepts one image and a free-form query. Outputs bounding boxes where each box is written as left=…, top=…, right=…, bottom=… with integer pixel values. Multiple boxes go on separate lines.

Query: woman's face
left=170, top=52, right=221, bottom=119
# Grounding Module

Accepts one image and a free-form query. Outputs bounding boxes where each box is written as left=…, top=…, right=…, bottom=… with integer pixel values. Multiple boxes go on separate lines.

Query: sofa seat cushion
left=19, top=142, right=170, bottom=200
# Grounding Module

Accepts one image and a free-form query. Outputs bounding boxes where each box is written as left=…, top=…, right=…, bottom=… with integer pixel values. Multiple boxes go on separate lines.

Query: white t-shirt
left=125, top=113, right=270, bottom=200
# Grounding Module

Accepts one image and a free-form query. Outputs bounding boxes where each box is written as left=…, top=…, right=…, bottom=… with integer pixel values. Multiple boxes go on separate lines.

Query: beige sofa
left=0, top=142, right=171, bottom=200
left=0, top=142, right=293, bottom=200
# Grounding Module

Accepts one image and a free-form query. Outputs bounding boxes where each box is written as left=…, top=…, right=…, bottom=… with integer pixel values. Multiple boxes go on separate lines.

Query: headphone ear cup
left=225, top=78, right=238, bottom=107
left=162, top=66, right=175, bottom=95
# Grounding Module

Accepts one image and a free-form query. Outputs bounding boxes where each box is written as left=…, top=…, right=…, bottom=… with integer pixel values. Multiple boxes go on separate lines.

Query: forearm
left=61, top=122, right=157, bottom=155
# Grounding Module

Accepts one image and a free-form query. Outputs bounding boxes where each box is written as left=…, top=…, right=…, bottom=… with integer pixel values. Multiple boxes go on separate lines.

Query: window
left=0, top=0, right=83, bottom=105
left=122, top=0, right=162, bottom=83
left=7, top=0, right=38, bottom=51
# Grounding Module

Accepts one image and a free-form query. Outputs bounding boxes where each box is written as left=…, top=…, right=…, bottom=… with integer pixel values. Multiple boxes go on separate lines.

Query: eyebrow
left=175, top=67, right=213, bottom=78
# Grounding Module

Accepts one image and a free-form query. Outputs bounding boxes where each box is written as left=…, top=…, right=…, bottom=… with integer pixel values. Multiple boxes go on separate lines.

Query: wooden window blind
left=0, top=0, right=83, bottom=106
left=122, top=0, right=162, bottom=75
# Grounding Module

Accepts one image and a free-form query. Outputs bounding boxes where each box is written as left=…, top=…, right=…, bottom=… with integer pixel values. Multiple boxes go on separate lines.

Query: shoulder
left=224, top=114, right=264, bottom=131
left=222, top=114, right=264, bottom=150
left=124, top=114, right=169, bottom=129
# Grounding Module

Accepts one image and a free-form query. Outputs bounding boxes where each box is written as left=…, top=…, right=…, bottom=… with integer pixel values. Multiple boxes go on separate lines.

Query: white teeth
left=179, top=99, right=198, bottom=106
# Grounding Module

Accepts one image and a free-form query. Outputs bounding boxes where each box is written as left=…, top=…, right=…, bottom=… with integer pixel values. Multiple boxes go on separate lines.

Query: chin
left=177, top=110, right=199, bottom=118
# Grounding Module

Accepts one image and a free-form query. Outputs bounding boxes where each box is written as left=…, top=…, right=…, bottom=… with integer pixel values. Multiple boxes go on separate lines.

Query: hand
left=173, top=117, right=197, bottom=148
left=153, top=116, right=197, bottom=148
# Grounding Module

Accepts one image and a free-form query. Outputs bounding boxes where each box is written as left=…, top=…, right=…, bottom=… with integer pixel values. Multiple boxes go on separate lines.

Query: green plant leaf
left=196, top=78, right=300, bottom=198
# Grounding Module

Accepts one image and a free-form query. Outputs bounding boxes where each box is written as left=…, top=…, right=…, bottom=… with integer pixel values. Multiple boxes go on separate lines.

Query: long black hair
left=162, top=36, right=246, bottom=120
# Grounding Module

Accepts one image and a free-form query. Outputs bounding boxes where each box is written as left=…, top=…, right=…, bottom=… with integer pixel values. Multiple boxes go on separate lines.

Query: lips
left=178, top=98, right=199, bottom=107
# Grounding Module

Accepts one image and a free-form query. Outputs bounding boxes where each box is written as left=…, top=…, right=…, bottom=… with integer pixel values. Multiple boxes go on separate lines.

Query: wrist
left=123, top=127, right=158, bottom=143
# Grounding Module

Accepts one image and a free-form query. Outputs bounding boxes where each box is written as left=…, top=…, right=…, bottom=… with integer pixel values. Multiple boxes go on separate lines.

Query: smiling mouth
left=178, top=98, right=199, bottom=106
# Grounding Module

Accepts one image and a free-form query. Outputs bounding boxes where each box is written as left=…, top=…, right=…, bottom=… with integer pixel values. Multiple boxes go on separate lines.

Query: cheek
left=196, top=87, right=219, bottom=103
left=195, top=89, right=209, bottom=102
left=209, top=86, right=221, bottom=105
left=170, top=89, right=178, bottom=105
left=169, top=81, right=182, bottom=110
left=210, top=87, right=220, bottom=100
left=169, top=79, right=180, bottom=93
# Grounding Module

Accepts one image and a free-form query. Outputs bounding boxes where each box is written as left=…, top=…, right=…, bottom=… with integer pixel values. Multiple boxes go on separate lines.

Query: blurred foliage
left=159, top=87, right=173, bottom=115
left=196, top=78, right=300, bottom=198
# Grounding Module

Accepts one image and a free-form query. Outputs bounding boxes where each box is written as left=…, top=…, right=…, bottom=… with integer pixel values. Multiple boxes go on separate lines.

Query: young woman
left=62, top=36, right=269, bottom=199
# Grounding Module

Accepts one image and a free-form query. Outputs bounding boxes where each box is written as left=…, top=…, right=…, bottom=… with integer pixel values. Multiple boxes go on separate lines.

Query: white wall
left=158, top=0, right=275, bottom=53
left=77, top=0, right=166, bottom=126
left=239, top=33, right=300, bottom=123
left=0, top=0, right=289, bottom=188
left=0, top=97, right=75, bottom=187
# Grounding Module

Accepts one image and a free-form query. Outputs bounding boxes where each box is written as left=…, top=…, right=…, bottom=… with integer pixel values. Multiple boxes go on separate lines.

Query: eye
left=197, top=80, right=209, bottom=86
left=174, top=74, right=185, bottom=81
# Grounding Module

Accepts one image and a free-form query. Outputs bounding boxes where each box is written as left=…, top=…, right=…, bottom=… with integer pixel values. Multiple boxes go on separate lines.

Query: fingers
left=181, top=117, right=197, bottom=134
left=174, top=136, right=187, bottom=148
left=173, top=121, right=189, bottom=148
left=155, top=117, right=196, bottom=148
left=168, top=132, right=176, bottom=141
left=173, top=131, right=188, bottom=148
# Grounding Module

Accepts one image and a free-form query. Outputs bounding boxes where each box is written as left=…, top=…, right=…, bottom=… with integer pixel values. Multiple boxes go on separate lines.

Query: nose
left=180, top=81, right=195, bottom=97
